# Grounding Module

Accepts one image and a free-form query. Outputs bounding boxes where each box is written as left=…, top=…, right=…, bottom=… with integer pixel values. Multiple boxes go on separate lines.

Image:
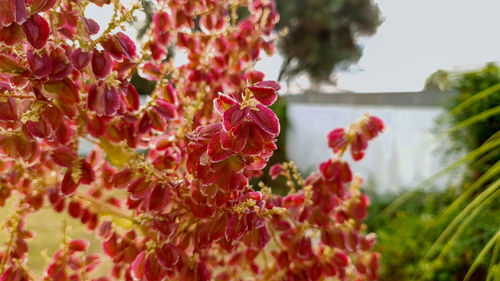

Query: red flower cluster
left=187, top=82, right=280, bottom=205
left=327, top=115, right=384, bottom=161
left=0, top=0, right=383, bottom=280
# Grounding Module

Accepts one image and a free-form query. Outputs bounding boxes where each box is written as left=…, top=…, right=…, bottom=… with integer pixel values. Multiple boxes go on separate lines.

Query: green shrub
left=434, top=63, right=500, bottom=178
left=367, top=189, right=499, bottom=281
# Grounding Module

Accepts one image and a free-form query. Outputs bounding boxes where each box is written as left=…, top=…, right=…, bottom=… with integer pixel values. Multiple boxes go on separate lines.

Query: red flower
left=22, top=14, right=49, bottom=49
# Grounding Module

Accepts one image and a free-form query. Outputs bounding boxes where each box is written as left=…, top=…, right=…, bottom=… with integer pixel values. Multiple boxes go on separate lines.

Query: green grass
left=0, top=197, right=111, bottom=278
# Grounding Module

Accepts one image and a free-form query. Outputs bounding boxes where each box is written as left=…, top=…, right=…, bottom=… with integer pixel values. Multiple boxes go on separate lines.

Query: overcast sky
left=333, top=0, right=500, bottom=92
left=258, top=0, right=500, bottom=92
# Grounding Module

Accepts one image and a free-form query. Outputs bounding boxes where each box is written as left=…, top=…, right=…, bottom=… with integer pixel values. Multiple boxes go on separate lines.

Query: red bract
left=350, top=115, right=385, bottom=161
left=82, top=17, right=99, bottom=35
left=121, top=83, right=140, bottom=111
left=269, top=163, right=284, bottom=179
left=22, top=14, right=49, bottom=49
left=0, top=97, right=18, bottom=121
left=48, top=46, right=72, bottom=79
left=51, top=146, right=76, bottom=167
left=43, top=78, right=80, bottom=104
left=0, top=53, right=25, bottom=73
left=30, top=0, right=57, bottom=14
left=87, top=83, right=120, bottom=117
left=27, top=50, right=52, bottom=78
left=153, top=99, right=176, bottom=120
left=101, top=32, right=137, bottom=59
left=155, top=243, right=179, bottom=269
left=222, top=104, right=249, bottom=131
left=0, top=0, right=27, bottom=27
left=92, top=49, right=113, bottom=79
left=68, top=239, right=89, bottom=252
left=249, top=104, right=280, bottom=136
left=0, top=1, right=382, bottom=280
left=71, top=48, right=91, bottom=70
left=327, top=128, right=348, bottom=153
left=247, top=80, right=280, bottom=106
left=0, top=23, right=24, bottom=45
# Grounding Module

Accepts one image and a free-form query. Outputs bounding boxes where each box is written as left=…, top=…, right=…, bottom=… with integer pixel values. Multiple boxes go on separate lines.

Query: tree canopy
left=275, top=0, right=383, bottom=84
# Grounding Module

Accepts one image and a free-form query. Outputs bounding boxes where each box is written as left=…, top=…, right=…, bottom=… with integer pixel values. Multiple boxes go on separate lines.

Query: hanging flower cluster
left=0, top=0, right=383, bottom=280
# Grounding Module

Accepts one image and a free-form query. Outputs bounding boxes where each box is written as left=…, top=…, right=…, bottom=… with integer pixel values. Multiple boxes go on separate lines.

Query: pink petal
left=247, top=70, right=265, bottom=84
left=121, top=83, right=140, bottom=110
left=113, top=32, right=136, bottom=59
left=350, top=132, right=368, bottom=161
left=43, top=78, right=80, bottom=104
left=87, top=84, right=120, bottom=117
left=254, top=81, right=281, bottom=91
left=0, top=96, right=18, bottom=121
left=0, top=53, right=25, bottom=73
left=247, top=81, right=280, bottom=106
left=81, top=17, right=99, bottom=35
left=27, top=50, right=52, bottom=78
left=319, top=159, right=341, bottom=182
left=269, top=163, right=283, bottom=179
left=153, top=12, right=170, bottom=33
left=153, top=99, right=176, bottom=120
left=27, top=118, right=52, bottom=138
left=139, top=62, right=162, bottom=81
left=22, top=14, right=49, bottom=49
left=131, top=251, right=146, bottom=280
left=71, top=48, right=90, bottom=70
left=155, top=244, right=179, bottom=269
left=147, top=183, right=170, bottom=211
left=248, top=104, right=280, bottom=136
left=89, top=0, right=111, bottom=6
left=225, top=213, right=247, bottom=241
left=161, top=83, right=178, bottom=105
left=51, top=146, right=76, bottom=167
left=213, top=93, right=237, bottom=115
left=49, top=47, right=72, bottom=79
left=327, top=128, right=348, bottom=153
left=222, top=104, right=249, bottom=131
left=91, top=49, right=113, bottom=79
left=207, top=133, right=232, bottom=162
left=220, top=123, right=249, bottom=153
left=14, top=0, right=27, bottom=25
left=0, top=23, right=24, bottom=45
left=29, top=0, right=57, bottom=14
left=0, top=1, right=15, bottom=27
left=101, top=32, right=136, bottom=59
left=68, top=239, right=89, bottom=252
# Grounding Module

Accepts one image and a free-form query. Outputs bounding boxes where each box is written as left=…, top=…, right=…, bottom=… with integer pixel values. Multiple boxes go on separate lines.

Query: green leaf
left=486, top=234, right=500, bottom=281
left=99, top=138, right=131, bottom=168
left=449, top=82, right=500, bottom=115
left=424, top=178, right=500, bottom=261
left=447, top=105, right=500, bottom=133
left=464, top=229, right=500, bottom=281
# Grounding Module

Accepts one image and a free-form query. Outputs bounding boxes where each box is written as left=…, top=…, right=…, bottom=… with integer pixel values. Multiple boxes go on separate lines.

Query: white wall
left=286, top=104, right=454, bottom=193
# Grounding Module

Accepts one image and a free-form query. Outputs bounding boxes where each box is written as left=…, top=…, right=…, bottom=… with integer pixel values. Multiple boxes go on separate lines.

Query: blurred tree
left=275, top=0, right=383, bottom=84
left=432, top=63, right=500, bottom=178
left=424, top=69, right=450, bottom=91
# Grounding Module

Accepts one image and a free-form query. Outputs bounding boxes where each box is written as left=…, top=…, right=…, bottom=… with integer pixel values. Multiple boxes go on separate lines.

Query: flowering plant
left=0, top=0, right=383, bottom=280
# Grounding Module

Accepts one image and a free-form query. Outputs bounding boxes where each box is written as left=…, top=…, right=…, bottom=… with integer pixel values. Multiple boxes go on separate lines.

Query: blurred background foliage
left=366, top=64, right=500, bottom=280
left=366, top=188, right=500, bottom=281
left=430, top=63, right=500, bottom=179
